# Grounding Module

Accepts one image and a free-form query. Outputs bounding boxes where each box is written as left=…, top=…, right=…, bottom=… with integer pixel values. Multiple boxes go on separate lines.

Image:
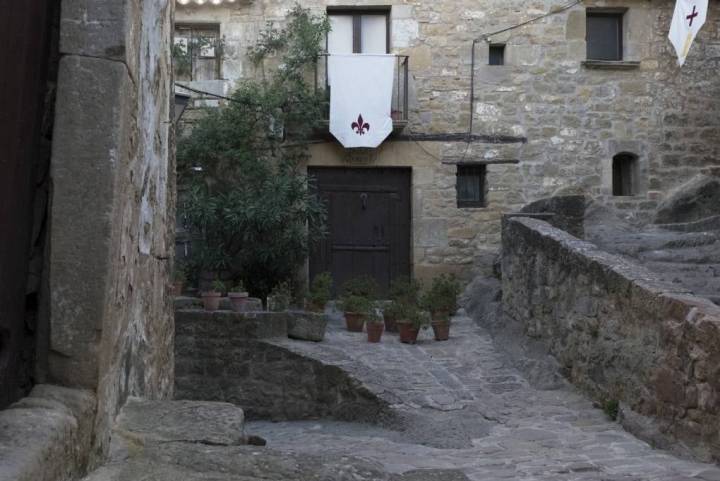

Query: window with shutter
left=327, top=8, right=390, bottom=54
left=456, top=165, right=487, bottom=208
left=586, top=12, right=623, bottom=61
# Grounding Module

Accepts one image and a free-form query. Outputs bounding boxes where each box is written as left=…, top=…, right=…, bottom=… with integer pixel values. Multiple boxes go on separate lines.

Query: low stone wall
left=502, top=217, right=720, bottom=461
left=174, top=310, right=388, bottom=422
left=0, top=385, right=96, bottom=481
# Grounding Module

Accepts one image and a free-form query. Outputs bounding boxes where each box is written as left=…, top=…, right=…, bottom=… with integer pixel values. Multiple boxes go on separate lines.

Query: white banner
left=328, top=54, right=395, bottom=149
left=669, top=0, right=708, bottom=66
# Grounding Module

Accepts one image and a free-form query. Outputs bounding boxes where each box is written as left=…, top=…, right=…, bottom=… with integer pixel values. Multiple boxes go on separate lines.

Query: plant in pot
left=228, top=281, right=250, bottom=312
left=366, top=307, right=384, bottom=343
left=307, top=272, right=332, bottom=313
left=267, top=281, right=292, bottom=312
left=172, top=262, right=187, bottom=297
left=386, top=278, right=422, bottom=333
left=340, top=294, right=371, bottom=332
left=396, top=306, right=430, bottom=344
left=340, top=277, right=378, bottom=332
left=202, top=279, right=226, bottom=311
left=422, top=274, right=461, bottom=341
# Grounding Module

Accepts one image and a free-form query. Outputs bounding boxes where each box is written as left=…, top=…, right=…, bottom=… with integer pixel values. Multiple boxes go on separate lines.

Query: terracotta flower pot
left=397, top=322, right=419, bottom=344
left=227, top=292, right=249, bottom=312
left=431, top=320, right=450, bottom=341
left=366, top=322, right=384, bottom=343
left=384, top=313, right=398, bottom=333
left=344, top=312, right=365, bottom=332
left=201, top=291, right=222, bottom=311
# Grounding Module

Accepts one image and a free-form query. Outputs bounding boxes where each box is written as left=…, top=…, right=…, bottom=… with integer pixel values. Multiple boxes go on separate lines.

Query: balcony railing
left=314, top=53, right=410, bottom=133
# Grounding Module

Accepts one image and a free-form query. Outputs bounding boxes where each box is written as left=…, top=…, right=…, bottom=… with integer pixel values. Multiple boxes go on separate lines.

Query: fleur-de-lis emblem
left=351, top=114, right=370, bottom=135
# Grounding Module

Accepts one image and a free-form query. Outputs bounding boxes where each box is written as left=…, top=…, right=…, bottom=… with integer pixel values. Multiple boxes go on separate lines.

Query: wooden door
left=309, top=167, right=411, bottom=297
left=0, top=0, right=54, bottom=408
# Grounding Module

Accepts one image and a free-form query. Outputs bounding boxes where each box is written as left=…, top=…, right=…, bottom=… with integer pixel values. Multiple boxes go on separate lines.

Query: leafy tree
left=177, top=5, right=330, bottom=298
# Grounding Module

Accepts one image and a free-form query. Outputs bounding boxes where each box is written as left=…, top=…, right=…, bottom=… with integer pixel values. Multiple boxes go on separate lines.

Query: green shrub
left=603, top=399, right=619, bottom=421
left=308, top=272, right=332, bottom=310
left=340, top=294, right=372, bottom=315
left=210, top=279, right=226, bottom=293
left=341, top=276, right=379, bottom=301
left=230, top=281, right=246, bottom=293
left=268, top=281, right=292, bottom=311
left=177, top=5, right=330, bottom=299
left=389, top=277, right=422, bottom=305
left=422, top=274, right=461, bottom=317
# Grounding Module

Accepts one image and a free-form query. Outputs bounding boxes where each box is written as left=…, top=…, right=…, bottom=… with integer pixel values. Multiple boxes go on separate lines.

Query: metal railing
left=314, top=53, right=410, bottom=123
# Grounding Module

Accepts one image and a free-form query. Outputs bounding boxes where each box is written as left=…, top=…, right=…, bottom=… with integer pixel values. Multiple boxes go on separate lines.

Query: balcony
left=314, top=54, right=410, bottom=136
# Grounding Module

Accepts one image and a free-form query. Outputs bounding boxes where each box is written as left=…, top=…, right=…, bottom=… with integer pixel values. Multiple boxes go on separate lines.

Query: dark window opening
left=586, top=11, right=623, bottom=61
left=456, top=165, right=487, bottom=208
left=327, top=8, right=390, bottom=54
left=174, top=24, right=222, bottom=81
left=489, top=44, right=505, bottom=65
left=612, top=153, right=637, bottom=196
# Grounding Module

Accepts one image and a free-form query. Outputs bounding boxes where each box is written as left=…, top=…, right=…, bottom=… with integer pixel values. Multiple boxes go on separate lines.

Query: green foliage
left=308, top=272, right=333, bottom=311
left=173, top=261, right=187, bottom=283
left=341, top=276, right=379, bottom=301
left=340, top=295, right=373, bottom=315
left=396, top=306, right=431, bottom=330
left=366, top=307, right=384, bottom=325
left=211, top=279, right=226, bottom=293
left=177, top=5, right=330, bottom=299
left=421, top=274, right=461, bottom=317
left=389, top=277, right=422, bottom=305
left=603, top=399, right=619, bottom=421
left=230, top=281, right=246, bottom=293
left=268, top=281, right=292, bottom=311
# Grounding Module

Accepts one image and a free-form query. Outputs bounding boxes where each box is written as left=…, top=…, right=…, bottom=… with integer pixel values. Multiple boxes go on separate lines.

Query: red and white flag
left=669, top=0, right=708, bottom=66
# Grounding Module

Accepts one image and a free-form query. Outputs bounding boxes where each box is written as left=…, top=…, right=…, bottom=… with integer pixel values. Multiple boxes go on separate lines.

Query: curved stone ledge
left=502, top=216, right=720, bottom=462
left=174, top=310, right=390, bottom=423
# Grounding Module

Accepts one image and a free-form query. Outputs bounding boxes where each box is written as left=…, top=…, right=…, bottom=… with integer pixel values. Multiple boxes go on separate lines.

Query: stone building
left=0, top=1, right=175, bottom=479
left=175, top=0, right=720, bottom=289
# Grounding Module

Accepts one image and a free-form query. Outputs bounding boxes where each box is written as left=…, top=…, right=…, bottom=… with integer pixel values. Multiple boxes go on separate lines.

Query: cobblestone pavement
left=248, top=313, right=720, bottom=481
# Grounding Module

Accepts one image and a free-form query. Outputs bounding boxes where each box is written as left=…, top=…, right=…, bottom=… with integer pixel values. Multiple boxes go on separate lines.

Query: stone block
left=49, top=55, right=133, bottom=388
left=415, top=219, right=448, bottom=248
left=287, top=311, right=328, bottom=342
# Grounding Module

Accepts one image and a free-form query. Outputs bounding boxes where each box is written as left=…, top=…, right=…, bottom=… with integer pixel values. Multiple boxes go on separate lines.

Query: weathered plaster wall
left=176, top=1, right=720, bottom=277
left=502, top=216, right=720, bottom=461
left=49, top=0, right=175, bottom=462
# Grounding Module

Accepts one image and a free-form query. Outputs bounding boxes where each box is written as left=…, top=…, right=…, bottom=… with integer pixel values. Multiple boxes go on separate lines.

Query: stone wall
left=176, top=0, right=720, bottom=277
left=174, top=310, right=389, bottom=421
left=48, top=0, right=175, bottom=463
left=502, top=216, right=720, bottom=461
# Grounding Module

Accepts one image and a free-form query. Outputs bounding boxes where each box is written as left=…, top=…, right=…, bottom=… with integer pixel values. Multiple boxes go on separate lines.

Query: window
left=586, top=11, right=623, bottom=61
left=327, top=8, right=390, bottom=54
left=456, top=165, right=487, bottom=208
left=489, top=44, right=505, bottom=66
left=612, top=153, right=638, bottom=196
left=174, top=24, right=221, bottom=81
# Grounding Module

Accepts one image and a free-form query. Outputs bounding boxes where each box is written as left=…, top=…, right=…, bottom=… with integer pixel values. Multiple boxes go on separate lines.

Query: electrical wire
left=461, top=0, right=584, bottom=164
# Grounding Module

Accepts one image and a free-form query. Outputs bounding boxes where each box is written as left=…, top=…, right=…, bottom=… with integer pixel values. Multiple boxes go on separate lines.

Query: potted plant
left=307, top=272, right=332, bottom=313
left=340, top=277, right=378, bottom=332
left=172, top=263, right=187, bottom=296
left=202, top=279, right=225, bottom=311
left=267, top=281, right=292, bottom=312
left=396, top=306, right=430, bottom=344
left=340, top=294, right=371, bottom=332
left=228, top=281, right=249, bottom=312
left=366, top=308, right=384, bottom=343
left=422, top=274, right=461, bottom=341
left=385, top=278, right=422, bottom=332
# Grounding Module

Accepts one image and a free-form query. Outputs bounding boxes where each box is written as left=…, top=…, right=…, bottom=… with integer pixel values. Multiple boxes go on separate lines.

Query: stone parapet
left=502, top=216, right=720, bottom=461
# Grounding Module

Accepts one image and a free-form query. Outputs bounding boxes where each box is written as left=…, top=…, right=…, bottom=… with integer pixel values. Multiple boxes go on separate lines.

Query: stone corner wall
left=501, top=216, right=720, bottom=462
left=48, top=0, right=175, bottom=466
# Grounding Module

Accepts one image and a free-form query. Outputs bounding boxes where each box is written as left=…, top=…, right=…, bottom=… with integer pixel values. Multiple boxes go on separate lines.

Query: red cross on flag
left=669, top=0, right=708, bottom=66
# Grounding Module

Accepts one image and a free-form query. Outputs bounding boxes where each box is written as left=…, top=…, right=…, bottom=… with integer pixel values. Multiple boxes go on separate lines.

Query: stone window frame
left=603, top=141, right=647, bottom=197
left=582, top=7, right=641, bottom=70
left=612, top=152, right=639, bottom=196
left=456, top=164, right=488, bottom=208
left=488, top=43, right=506, bottom=66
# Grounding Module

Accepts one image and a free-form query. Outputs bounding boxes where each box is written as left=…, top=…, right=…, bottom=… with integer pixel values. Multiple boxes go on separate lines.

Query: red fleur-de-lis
left=351, top=114, right=370, bottom=135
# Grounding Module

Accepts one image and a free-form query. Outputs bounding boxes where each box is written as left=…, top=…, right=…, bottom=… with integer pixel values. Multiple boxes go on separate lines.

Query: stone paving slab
left=249, top=313, right=720, bottom=481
